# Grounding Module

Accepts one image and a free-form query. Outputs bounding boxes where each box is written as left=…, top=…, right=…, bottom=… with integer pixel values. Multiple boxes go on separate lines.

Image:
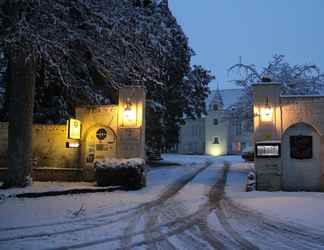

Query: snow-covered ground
left=161, top=153, right=242, bottom=165
left=227, top=162, right=324, bottom=230
left=0, top=154, right=324, bottom=249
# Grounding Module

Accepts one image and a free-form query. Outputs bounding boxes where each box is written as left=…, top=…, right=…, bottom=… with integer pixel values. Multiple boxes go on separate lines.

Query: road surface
left=0, top=160, right=324, bottom=249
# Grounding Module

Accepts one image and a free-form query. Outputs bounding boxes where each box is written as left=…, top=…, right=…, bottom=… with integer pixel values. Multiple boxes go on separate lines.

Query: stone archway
left=82, top=125, right=117, bottom=169
left=282, top=122, right=321, bottom=191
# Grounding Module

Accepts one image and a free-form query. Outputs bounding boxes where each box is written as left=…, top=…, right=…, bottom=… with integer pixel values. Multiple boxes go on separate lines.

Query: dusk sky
left=169, top=0, right=324, bottom=90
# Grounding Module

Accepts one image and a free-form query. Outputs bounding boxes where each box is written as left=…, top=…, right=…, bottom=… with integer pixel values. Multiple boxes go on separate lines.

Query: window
left=213, top=104, right=218, bottom=111
left=290, top=136, right=312, bottom=159
left=232, top=142, right=241, bottom=152
left=213, top=137, right=219, bottom=144
left=234, top=119, right=241, bottom=136
left=213, top=119, right=218, bottom=125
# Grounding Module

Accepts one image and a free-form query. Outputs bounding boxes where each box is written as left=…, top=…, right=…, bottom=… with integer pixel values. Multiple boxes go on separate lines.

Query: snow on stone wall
left=0, top=124, right=80, bottom=181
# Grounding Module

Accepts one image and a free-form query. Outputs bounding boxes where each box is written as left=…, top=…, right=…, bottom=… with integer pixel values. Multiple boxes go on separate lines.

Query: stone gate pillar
left=117, top=86, right=146, bottom=159
left=252, top=79, right=282, bottom=190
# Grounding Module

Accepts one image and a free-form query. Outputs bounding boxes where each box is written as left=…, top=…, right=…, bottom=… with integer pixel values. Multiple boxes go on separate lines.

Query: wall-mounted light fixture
left=118, top=87, right=144, bottom=128
left=123, top=98, right=136, bottom=121
left=260, top=96, right=273, bottom=122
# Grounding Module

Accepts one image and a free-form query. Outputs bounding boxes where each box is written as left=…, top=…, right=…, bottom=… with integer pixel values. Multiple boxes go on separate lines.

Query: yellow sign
left=67, top=119, right=81, bottom=140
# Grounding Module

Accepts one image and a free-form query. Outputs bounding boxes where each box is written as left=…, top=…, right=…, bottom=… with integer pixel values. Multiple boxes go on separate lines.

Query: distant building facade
left=178, top=89, right=252, bottom=156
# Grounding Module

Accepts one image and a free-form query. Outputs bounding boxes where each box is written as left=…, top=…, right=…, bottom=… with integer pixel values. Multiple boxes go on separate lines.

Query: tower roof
left=206, top=88, right=243, bottom=110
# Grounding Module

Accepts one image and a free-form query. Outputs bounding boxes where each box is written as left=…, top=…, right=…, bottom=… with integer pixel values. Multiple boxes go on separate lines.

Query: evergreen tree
left=0, top=0, right=211, bottom=184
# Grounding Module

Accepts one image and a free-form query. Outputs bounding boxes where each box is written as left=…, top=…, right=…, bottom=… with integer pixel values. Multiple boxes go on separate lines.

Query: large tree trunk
left=3, top=45, right=36, bottom=188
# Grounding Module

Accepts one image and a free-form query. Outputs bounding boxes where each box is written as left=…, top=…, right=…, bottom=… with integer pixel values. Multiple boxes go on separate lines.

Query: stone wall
left=0, top=86, right=146, bottom=182
left=253, top=81, right=324, bottom=191
left=0, top=123, right=80, bottom=181
left=280, top=96, right=324, bottom=191
left=76, top=105, right=118, bottom=180
left=280, top=96, right=324, bottom=135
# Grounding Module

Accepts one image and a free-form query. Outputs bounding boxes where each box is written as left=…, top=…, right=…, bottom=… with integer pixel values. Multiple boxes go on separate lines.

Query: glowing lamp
left=118, top=88, right=144, bottom=128
left=210, top=147, right=222, bottom=156
left=67, top=118, right=81, bottom=140
left=124, top=104, right=136, bottom=121
left=260, top=97, right=273, bottom=122
left=260, top=106, right=273, bottom=122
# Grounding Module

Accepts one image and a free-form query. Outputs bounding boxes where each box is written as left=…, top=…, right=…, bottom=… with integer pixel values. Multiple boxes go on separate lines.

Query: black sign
left=290, top=135, right=312, bottom=159
left=96, top=128, right=107, bottom=140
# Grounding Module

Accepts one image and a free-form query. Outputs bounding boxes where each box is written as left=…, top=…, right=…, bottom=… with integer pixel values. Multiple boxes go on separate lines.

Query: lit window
left=213, top=137, right=219, bottom=144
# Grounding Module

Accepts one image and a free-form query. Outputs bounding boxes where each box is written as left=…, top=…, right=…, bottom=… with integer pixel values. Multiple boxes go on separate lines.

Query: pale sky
left=169, top=0, right=324, bottom=90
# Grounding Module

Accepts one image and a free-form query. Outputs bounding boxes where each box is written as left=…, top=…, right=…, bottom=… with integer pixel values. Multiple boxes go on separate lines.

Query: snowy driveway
left=1, top=155, right=324, bottom=249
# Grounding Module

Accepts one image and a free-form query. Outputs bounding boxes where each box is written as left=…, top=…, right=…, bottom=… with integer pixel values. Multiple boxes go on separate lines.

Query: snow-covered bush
left=95, top=158, right=146, bottom=190
left=241, top=146, right=254, bottom=162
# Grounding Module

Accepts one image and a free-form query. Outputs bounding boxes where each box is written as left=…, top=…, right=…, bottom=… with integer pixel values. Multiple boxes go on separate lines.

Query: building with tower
left=178, top=88, right=252, bottom=156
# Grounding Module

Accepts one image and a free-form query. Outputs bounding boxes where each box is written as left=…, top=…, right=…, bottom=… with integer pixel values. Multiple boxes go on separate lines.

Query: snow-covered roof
left=281, top=94, right=324, bottom=98
left=206, top=88, right=243, bottom=109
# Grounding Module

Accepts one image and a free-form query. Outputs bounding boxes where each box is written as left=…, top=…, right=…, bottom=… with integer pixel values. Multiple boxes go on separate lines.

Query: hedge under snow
left=95, top=158, right=146, bottom=169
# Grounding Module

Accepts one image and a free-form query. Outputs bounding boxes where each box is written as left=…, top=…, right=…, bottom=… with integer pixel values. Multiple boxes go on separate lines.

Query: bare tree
left=227, top=55, right=324, bottom=126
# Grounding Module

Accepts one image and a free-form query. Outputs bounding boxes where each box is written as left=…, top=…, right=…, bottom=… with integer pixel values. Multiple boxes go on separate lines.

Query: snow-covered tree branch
left=227, top=54, right=324, bottom=128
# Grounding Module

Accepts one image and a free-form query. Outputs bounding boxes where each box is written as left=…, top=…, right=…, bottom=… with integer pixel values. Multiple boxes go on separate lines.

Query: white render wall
left=205, top=110, right=229, bottom=156
left=178, top=118, right=205, bottom=154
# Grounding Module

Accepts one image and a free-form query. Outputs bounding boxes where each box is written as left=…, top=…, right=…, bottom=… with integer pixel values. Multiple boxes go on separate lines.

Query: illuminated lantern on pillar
left=123, top=98, right=136, bottom=122
left=260, top=97, right=273, bottom=122
left=119, top=87, right=144, bottom=128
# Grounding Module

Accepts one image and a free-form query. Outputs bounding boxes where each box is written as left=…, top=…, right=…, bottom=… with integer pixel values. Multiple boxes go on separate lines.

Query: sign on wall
left=256, top=143, right=281, bottom=158
left=67, top=119, right=81, bottom=140
left=96, top=128, right=107, bottom=140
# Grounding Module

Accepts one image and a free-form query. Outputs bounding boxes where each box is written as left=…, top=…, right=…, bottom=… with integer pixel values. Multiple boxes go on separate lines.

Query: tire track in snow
left=0, top=165, right=187, bottom=233
left=120, top=162, right=210, bottom=250
left=125, top=162, right=236, bottom=250
left=208, top=163, right=258, bottom=250
left=0, top=163, right=207, bottom=243
left=221, top=197, right=324, bottom=249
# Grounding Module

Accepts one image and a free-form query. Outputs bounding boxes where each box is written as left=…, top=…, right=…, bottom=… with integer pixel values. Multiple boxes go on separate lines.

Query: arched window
left=213, top=104, right=218, bottom=111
